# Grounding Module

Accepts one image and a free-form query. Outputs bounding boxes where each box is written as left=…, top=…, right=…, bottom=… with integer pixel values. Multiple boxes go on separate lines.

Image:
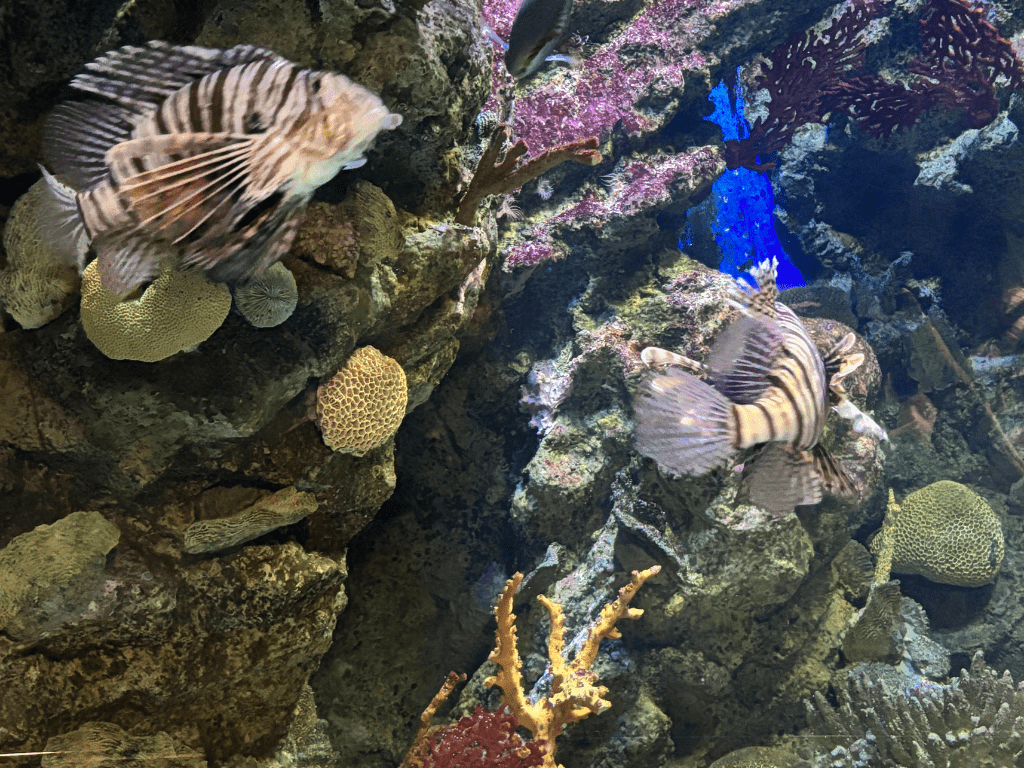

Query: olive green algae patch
left=0, top=510, right=120, bottom=641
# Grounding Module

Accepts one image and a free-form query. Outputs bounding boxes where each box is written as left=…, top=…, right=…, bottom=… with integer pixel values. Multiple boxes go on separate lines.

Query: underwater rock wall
left=2, top=0, right=1024, bottom=767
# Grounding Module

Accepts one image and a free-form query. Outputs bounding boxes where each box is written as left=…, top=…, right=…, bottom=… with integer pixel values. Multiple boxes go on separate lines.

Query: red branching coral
left=724, top=0, right=884, bottom=171
left=725, top=0, right=1024, bottom=171
left=420, top=706, right=546, bottom=768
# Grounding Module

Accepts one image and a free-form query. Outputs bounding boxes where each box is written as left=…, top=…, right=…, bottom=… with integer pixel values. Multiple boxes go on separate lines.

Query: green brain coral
left=871, top=480, right=1003, bottom=587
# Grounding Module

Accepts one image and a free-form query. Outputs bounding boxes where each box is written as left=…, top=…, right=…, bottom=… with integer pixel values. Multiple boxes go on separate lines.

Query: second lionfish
left=40, top=41, right=402, bottom=294
left=633, top=258, right=885, bottom=514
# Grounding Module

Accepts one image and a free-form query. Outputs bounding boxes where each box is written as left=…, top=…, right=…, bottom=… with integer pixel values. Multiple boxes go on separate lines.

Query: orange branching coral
left=485, top=566, right=661, bottom=768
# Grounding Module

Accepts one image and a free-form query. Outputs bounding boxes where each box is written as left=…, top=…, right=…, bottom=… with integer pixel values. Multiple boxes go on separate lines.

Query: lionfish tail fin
left=743, top=444, right=822, bottom=515
left=37, top=166, right=90, bottom=271
left=633, top=368, right=736, bottom=477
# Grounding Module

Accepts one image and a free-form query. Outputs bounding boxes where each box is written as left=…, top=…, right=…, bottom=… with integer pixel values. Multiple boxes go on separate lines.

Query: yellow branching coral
left=485, top=565, right=661, bottom=768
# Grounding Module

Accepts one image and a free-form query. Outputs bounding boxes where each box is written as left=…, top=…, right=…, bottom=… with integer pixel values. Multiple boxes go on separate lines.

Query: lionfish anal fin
left=743, top=443, right=823, bottom=514
left=811, top=443, right=857, bottom=497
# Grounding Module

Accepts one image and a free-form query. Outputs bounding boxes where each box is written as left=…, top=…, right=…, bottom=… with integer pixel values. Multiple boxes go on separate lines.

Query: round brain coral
left=316, top=345, right=408, bottom=455
left=1, top=178, right=82, bottom=329
left=80, top=260, right=231, bottom=361
left=233, top=262, right=298, bottom=328
left=872, top=480, right=1003, bottom=587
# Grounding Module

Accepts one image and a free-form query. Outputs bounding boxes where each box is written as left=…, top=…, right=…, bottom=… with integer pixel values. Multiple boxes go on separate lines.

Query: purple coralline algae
left=483, top=0, right=712, bottom=148
left=502, top=146, right=723, bottom=268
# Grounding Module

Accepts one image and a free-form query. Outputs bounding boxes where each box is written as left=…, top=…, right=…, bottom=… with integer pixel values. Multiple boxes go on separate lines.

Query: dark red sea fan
left=421, top=706, right=546, bottom=768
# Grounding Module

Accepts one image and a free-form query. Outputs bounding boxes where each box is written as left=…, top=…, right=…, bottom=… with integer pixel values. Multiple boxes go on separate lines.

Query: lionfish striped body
left=40, top=41, right=402, bottom=294
left=634, top=258, right=860, bottom=514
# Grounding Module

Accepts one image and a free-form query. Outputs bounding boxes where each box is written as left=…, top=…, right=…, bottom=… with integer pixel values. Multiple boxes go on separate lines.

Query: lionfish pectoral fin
left=640, top=346, right=705, bottom=374
left=107, top=134, right=256, bottom=239
left=93, top=232, right=168, bottom=296
left=708, top=313, right=783, bottom=404
left=633, top=368, right=736, bottom=477
left=743, top=444, right=822, bottom=514
left=811, top=444, right=857, bottom=497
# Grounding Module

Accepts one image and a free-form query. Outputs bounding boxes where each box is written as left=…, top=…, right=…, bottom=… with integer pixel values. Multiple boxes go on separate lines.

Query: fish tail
left=36, top=166, right=89, bottom=271
left=633, top=368, right=736, bottom=476
left=742, top=444, right=822, bottom=514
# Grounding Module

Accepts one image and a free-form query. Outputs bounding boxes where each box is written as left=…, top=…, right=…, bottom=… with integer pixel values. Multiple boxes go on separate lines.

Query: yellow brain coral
left=316, top=345, right=407, bottom=455
left=872, top=480, right=1003, bottom=587
left=1, top=178, right=82, bottom=329
left=80, top=260, right=231, bottom=361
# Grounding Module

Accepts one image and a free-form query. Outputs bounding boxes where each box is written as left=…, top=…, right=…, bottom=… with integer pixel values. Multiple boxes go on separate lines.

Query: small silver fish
left=504, top=0, right=575, bottom=79
left=40, top=41, right=402, bottom=294
left=634, top=258, right=862, bottom=514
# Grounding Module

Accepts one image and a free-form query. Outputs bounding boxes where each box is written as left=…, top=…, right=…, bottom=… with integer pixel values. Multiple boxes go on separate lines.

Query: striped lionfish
left=633, top=258, right=886, bottom=514
left=39, top=41, right=402, bottom=295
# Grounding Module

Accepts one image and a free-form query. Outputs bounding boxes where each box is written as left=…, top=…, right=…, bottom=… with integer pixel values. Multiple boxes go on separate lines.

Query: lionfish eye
left=244, top=112, right=265, bottom=133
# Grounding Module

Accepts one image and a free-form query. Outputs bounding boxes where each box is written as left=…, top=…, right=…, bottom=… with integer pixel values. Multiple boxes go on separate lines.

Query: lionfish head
left=305, top=73, right=402, bottom=169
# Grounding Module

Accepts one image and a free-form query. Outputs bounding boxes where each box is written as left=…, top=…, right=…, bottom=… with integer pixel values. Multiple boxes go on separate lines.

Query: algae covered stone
left=0, top=510, right=120, bottom=641
left=871, top=480, right=1003, bottom=587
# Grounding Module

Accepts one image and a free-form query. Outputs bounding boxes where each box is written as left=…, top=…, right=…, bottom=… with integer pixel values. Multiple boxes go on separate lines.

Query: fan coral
left=870, top=480, right=1003, bottom=587
left=807, top=652, right=1024, bottom=767
left=316, top=345, right=408, bottom=455
left=485, top=566, right=661, bottom=768
left=80, top=260, right=231, bottom=362
left=233, top=262, right=298, bottom=328
left=0, top=178, right=81, bottom=329
left=184, top=486, right=319, bottom=554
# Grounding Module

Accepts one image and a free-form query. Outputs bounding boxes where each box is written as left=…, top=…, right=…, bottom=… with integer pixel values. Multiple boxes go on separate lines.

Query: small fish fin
left=106, top=134, right=256, bottom=241
left=633, top=368, right=737, bottom=477
left=640, top=346, right=705, bottom=374
left=72, top=41, right=282, bottom=113
left=824, top=332, right=862, bottom=382
left=834, top=399, right=889, bottom=441
left=44, top=100, right=140, bottom=190
left=709, top=314, right=783, bottom=403
left=37, top=166, right=90, bottom=270
left=743, top=444, right=822, bottom=514
left=544, top=53, right=580, bottom=68
left=811, top=443, right=857, bottom=496
left=93, top=231, right=168, bottom=296
left=482, top=22, right=508, bottom=50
